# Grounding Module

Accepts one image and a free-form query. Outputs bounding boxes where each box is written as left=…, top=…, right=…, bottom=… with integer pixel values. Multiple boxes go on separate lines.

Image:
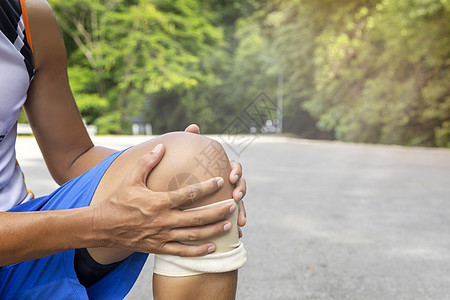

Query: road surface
left=16, top=135, right=450, bottom=299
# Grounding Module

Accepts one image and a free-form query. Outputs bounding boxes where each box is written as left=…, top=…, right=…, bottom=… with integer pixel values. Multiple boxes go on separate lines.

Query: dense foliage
left=47, top=0, right=449, bottom=147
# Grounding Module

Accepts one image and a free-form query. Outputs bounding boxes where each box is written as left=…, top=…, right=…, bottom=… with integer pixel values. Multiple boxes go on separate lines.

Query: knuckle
left=192, top=213, right=204, bottom=225
left=186, top=186, right=200, bottom=202
left=167, top=191, right=182, bottom=207
left=222, top=207, right=230, bottom=218
left=175, top=248, right=186, bottom=257
left=137, top=155, right=151, bottom=168
left=186, top=187, right=195, bottom=201
left=187, top=231, right=199, bottom=241
left=156, top=243, right=167, bottom=255
left=150, top=200, right=164, bottom=212
left=153, top=193, right=170, bottom=209
left=152, top=217, right=167, bottom=230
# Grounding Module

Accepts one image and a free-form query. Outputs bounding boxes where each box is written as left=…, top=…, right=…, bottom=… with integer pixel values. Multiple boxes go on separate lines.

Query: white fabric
left=154, top=242, right=247, bottom=277
left=0, top=28, right=30, bottom=211
left=153, top=199, right=247, bottom=277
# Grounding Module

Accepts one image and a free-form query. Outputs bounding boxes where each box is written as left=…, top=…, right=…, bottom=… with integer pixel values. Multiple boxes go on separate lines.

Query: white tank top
left=0, top=0, right=35, bottom=211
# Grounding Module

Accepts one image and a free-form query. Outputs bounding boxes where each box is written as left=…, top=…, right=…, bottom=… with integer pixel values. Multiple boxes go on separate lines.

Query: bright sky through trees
left=48, top=0, right=450, bottom=147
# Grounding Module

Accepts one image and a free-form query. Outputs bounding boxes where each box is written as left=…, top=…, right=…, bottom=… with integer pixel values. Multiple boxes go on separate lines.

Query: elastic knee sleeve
left=153, top=199, right=247, bottom=277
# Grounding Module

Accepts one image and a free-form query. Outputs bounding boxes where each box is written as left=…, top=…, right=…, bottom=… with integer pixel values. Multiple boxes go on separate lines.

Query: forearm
left=0, top=206, right=103, bottom=266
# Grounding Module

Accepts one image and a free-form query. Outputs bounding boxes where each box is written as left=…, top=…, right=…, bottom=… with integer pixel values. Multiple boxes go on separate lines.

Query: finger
left=237, top=200, right=246, bottom=227
left=168, top=177, right=224, bottom=208
left=171, top=201, right=236, bottom=227
left=170, top=219, right=232, bottom=243
left=130, top=144, right=165, bottom=185
left=184, top=124, right=200, bottom=134
left=161, top=242, right=216, bottom=257
left=229, top=160, right=242, bottom=184
left=232, top=178, right=246, bottom=202
left=238, top=227, right=243, bottom=238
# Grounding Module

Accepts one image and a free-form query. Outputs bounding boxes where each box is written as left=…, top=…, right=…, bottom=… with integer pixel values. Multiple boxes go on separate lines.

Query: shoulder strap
left=19, top=0, right=33, bottom=53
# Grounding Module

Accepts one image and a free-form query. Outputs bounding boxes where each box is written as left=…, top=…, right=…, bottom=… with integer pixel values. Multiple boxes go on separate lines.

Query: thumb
left=130, top=144, right=165, bottom=185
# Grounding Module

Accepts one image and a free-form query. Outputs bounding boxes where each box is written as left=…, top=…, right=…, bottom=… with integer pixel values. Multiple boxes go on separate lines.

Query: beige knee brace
left=153, top=199, right=247, bottom=277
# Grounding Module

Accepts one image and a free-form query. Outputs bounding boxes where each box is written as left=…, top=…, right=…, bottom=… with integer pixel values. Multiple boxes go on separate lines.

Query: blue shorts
left=0, top=150, right=148, bottom=300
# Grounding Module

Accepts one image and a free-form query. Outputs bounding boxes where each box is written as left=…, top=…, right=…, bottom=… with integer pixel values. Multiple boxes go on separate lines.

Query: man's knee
left=85, top=132, right=234, bottom=264
left=146, top=132, right=233, bottom=208
left=146, top=133, right=246, bottom=277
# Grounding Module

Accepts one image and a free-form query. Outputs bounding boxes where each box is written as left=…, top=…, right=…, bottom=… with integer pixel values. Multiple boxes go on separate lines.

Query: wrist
left=56, top=206, right=109, bottom=249
left=44, top=205, right=110, bottom=250
left=90, top=201, right=118, bottom=248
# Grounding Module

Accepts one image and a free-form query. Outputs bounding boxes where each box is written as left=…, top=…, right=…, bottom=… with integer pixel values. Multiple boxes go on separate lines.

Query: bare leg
left=153, top=271, right=237, bottom=300
left=87, top=132, right=238, bottom=299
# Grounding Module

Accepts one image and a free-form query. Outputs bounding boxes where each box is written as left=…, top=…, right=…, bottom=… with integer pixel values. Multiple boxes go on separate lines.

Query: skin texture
left=153, top=271, right=238, bottom=300
left=0, top=0, right=246, bottom=297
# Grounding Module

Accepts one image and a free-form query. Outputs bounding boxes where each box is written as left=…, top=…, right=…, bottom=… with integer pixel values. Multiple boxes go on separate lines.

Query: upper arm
left=23, top=0, right=94, bottom=184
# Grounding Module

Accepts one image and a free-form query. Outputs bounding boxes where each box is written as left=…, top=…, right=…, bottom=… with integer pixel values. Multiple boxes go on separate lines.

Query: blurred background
left=20, top=0, right=449, bottom=147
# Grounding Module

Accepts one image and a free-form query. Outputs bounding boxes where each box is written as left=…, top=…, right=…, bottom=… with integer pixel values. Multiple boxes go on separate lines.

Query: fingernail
left=216, top=177, right=224, bottom=187
left=233, top=174, right=239, bottom=183
left=152, top=144, right=162, bottom=153
left=229, top=203, right=236, bottom=213
left=238, top=192, right=243, bottom=200
left=208, top=245, right=216, bottom=253
left=223, top=222, right=232, bottom=231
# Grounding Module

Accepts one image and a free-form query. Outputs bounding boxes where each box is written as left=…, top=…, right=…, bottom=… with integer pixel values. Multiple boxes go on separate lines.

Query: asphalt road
left=16, top=135, right=450, bottom=300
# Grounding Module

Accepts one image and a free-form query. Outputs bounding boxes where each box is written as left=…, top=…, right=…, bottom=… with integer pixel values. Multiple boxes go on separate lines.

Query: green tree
left=49, top=0, right=228, bottom=133
left=270, top=0, right=449, bottom=146
left=48, top=0, right=449, bottom=146
left=301, top=0, right=450, bottom=146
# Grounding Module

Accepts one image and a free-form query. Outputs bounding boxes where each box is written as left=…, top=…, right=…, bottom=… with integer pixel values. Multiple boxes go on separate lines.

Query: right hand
left=92, top=144, right=236, bottom=257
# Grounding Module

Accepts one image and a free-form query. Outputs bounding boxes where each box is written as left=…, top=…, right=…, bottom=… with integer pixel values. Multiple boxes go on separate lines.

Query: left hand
left=185, top=124, right=247, bottom=237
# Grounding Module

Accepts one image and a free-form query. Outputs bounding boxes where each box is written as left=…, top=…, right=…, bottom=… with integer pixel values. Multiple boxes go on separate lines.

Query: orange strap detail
left=19, top=0, right=33, bottom=53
